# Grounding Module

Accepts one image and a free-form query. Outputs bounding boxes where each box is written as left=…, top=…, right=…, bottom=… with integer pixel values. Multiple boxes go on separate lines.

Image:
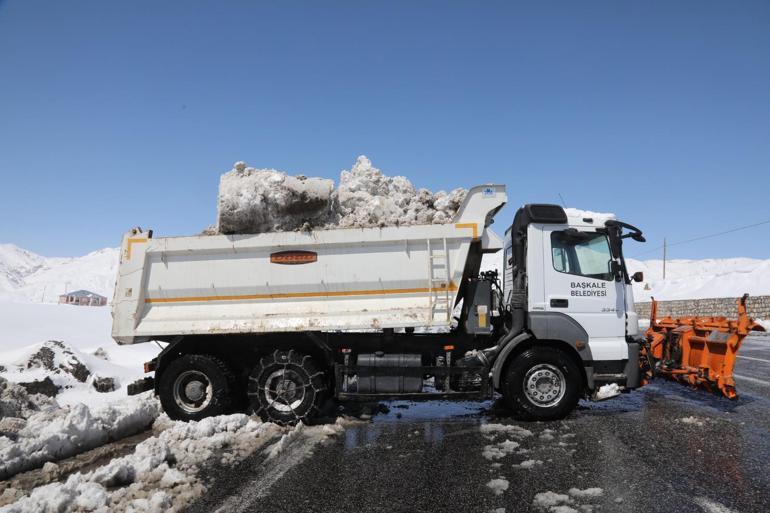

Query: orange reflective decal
left=270, top=250, right=318, bottom=265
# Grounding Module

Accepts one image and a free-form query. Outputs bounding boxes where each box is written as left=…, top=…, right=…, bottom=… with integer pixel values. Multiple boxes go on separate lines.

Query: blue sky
left=1, top=1, right=768, bottom=259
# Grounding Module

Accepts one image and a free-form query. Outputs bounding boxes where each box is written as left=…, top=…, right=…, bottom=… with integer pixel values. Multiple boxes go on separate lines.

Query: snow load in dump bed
left=111, top=184, right=507, bottom=344
left=213, top=156, right=469, bottom=234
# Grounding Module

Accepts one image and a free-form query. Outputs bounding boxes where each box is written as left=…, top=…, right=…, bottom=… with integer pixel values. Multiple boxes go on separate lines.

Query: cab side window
left=551, top=231, right=613, bottom=281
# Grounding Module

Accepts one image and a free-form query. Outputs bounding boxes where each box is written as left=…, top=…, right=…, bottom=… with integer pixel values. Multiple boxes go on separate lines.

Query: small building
left=58, top=290, right=108, bottom=307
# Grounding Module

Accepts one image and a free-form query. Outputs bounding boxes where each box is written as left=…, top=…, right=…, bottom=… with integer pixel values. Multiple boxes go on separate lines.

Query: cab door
left=541, top=227, right=627, bottom=360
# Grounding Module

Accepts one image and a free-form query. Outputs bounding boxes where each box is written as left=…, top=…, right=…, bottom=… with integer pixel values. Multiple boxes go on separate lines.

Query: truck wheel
left=502, top=347, right=581, bottom=421
left=158, top=354, right=234, bottom=421
left=248, top=350, right=327, bottom=425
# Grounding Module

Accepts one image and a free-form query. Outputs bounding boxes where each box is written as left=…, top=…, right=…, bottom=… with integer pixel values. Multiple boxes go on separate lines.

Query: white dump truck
left=113, top=184, right=647, bottom=423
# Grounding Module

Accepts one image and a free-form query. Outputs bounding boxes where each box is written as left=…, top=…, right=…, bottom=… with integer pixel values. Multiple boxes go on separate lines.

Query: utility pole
left=663, top=237, right=667, bottom=280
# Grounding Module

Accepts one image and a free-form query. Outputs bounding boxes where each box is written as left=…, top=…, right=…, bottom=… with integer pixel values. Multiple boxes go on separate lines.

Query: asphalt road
left=187, top=336, right=770, bottom=513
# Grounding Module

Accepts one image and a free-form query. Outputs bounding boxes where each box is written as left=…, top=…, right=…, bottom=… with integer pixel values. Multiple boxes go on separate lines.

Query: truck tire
left=502, top=347, right=581, bottom=421
left=248, top=350, right=327, bottom=425
left=158, top=354, right=234, bottom=421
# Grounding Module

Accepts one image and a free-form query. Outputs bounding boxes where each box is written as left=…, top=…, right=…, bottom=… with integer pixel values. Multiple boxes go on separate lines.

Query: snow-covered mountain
left=627, top=257, right=770, bottom=302
left=0, top=244, right=119, bottom=303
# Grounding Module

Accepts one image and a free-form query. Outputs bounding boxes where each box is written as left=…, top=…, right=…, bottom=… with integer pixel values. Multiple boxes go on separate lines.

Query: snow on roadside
left=0, top=415, right=356, bottom=513
left=0, top=392, right=160, bottom=480
left=0, top=340, right=165, bottom=480
left=0, top=414, right=281, bottom=512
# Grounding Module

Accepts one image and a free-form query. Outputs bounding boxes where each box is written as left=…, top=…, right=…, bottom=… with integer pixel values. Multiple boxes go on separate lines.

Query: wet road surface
left=187, top=336, right=770, bottom=513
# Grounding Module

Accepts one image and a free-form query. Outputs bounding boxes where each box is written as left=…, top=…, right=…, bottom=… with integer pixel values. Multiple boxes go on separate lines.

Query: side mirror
left=632, top=271, right=644, bottom=283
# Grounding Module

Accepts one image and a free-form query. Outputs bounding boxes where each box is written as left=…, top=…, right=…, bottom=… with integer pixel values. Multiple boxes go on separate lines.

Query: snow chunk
left=568, top=487, right=604, bottom=499
left=515, top=459, right=543, bottom=469
left=533, top=491, right=573, bottom=508
left=692, top=496, right=739, bottom=513
left=486, top=477, right=509, bottom=496
left=482, top=439, right=520, bottom=460
left=479, top=423, right=534, bottom=438
left=595, top=383, right=621, bottom=400
left=337, top=156, right=466, bottom=228
left=217, top=164, right=336, bottom=234
left=677, top=416, right=705, bottom=427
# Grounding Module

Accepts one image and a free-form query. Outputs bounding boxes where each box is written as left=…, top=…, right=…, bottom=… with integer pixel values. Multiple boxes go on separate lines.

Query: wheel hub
left=265, top=369, right=305, bottom=413
left=523, top=364, right=566, bottom=407
left=184, top=381, right=206, bottom=402
left=173, top=370, right=212, bottom=413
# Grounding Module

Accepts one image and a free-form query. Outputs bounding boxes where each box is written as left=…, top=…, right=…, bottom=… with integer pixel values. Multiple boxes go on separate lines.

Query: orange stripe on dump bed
left=144, top=282, right=458, bottom=304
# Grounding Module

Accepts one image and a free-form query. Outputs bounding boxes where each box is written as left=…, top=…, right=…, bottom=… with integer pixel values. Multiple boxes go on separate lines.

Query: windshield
left=551, top=231, right=614, bottom=281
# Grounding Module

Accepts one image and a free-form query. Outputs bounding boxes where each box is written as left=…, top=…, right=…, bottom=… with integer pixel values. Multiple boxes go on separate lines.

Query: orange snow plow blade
left=641, top=294, right=765, bottom=399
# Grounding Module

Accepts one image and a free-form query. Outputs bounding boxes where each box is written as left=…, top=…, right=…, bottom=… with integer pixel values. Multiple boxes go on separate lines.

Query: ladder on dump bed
left=427, top=238, right=452, bottom=322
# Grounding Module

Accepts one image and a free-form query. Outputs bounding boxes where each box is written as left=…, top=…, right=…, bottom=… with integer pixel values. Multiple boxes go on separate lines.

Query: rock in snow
left=215, top=155, right=467, bottom=234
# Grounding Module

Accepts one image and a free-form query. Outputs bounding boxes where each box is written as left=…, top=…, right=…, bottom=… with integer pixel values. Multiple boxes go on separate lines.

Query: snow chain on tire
left=247, top=349, right=328, bottom=425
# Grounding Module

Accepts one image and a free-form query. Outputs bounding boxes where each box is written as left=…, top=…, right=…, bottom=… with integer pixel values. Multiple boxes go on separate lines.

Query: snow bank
left=214, top=156, right=467, bottom=234
left=0, top=415, right=352, bottom=513
left=0, top=341, right=164, bottom=480
left=0, top=392, right=159, bottom=480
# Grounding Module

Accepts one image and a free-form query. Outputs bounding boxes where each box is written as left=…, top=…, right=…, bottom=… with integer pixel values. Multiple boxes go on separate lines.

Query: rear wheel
left=502, top=346, right=581, bottom=421
left=158, top=354, right=234, bottom=421
left=248, top=350, right=327, bottom=425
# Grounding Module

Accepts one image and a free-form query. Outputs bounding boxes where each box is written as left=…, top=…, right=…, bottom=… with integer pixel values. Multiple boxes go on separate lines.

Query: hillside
left=0, top=244, right=119, bottom=303
left=626, top=257, right=770, bottom=302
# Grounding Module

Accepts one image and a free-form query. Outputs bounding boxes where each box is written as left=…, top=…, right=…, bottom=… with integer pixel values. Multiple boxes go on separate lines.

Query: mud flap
left=127, top=377, right=154, bottom=396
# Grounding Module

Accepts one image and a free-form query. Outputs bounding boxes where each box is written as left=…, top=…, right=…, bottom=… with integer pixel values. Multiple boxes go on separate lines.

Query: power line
left=629, top=218, right=770, bottom=258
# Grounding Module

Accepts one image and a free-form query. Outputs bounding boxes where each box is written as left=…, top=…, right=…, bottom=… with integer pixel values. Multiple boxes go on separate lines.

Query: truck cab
left=491, top=204, right=644, bottom=418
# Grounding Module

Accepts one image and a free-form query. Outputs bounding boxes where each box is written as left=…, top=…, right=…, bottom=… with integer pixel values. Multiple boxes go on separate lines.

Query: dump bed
left=111, top=185, right=507, bottom=344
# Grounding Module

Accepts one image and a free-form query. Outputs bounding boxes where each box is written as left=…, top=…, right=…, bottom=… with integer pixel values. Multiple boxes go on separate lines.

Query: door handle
left=550, top=298, right=569, bottom=308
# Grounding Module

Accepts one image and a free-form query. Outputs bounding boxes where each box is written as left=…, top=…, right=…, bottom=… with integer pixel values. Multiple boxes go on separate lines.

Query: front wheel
left=502, top=347, right=582, bottom=421
left=248, top=350, right=327, bottom=425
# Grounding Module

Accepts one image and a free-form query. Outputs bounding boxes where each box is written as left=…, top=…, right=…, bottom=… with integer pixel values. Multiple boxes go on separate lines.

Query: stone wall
left=635, top=295, right=770, bottom=320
